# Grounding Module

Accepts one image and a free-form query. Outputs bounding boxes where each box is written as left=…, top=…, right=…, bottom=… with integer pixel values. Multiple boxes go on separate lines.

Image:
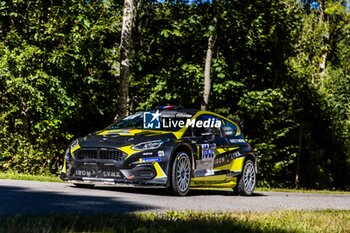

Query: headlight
left=132, top=140, right=166, bottom=151
left=70, top=139, right=79, bottom=149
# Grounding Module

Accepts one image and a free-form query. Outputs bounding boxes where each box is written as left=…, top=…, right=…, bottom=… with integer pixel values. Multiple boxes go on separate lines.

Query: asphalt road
left=0, top=179, right=349, bottom=216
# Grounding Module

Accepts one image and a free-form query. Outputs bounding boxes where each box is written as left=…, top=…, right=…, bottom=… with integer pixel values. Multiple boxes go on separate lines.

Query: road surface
left=1, top=179, right=349, bottom=216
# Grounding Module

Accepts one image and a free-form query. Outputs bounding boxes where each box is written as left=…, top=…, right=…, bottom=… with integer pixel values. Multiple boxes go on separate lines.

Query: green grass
left=255, top=187, right=350, bottom=195
left=192, top=186, right=350, bottom=195
left=0, top=171, right=61, bottom=182
left=0, top=210, right=349, bottom=233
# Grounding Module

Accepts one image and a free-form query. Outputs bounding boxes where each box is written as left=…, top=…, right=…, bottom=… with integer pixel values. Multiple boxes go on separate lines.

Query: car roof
left=153, top=106, right=198, bottom=115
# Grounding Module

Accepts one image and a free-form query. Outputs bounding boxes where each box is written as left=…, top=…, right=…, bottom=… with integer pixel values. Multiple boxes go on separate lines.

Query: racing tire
left=234, top=159, right=256, bottom=196
left=73, top=183, right=95, bottom=189
left=171, top=152, right=191, bottom=196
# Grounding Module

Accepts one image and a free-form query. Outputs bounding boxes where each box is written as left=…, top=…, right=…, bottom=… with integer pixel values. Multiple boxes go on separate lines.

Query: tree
left=201, top=13, right=217, bottom=110
left=287, top=0, right=350, bottom=189
left=117, top=0, right=134, bottom=119
left=0, top=0, right=349, bottom=189
left=0, top=0, right=122, bottom=174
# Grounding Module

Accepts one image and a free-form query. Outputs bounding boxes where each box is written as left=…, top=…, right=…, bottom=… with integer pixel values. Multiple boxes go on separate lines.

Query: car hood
left=77, top=129, right=177, bottom=149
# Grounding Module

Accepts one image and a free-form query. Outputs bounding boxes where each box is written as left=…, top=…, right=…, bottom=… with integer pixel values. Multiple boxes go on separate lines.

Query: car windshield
left=106, top=111, right=194, bottom=131
left=107, top=112, right=144, bottom=130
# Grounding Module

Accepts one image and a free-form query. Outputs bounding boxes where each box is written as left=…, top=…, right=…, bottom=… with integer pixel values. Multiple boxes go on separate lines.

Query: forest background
left=0, top=0, right=349, bottom=189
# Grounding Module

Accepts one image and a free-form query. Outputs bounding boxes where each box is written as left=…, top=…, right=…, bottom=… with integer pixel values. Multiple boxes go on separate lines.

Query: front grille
left=100, top=149, right=123, bottom=160
left=75, top=148, right=124, bottom=161
left=77, top=150, right=98, bottom=160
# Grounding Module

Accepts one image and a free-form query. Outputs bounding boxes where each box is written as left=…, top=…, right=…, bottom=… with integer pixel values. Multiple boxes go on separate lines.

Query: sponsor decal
left=101, top=171, right=121, bottom=178
left=75, top=169, right=121, bottom=178
left=75, top=169, right=94, bottom=177
left=158, top=150, right=165, bottom=157
left=194, top=169, right=215, bottom=177
left=214, top=151, right=242, bottom=167
left=160, top=111, right=192, bottom=118
left=194, top=159, right=215, bottom=177
left=140, top=157, right=161, bottom=163
left=174, top=112, right=193, bottom=118
left=229, top=139, right=245, bottom=144
left=196, top=159, right=214, bottom=170
left=142, top=152, right=153, bottom=156
left=159, top=111, right=177, bottom=118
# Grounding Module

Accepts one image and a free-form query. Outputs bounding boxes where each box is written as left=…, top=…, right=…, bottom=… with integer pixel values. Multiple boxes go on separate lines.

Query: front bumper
left=61, top=175, right=168, bottom=188
left=61, top=159, right=168, bottom=187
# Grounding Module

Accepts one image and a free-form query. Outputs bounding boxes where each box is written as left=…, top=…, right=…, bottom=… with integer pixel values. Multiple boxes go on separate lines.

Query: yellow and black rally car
left=60, top=106, right=258, bottom=196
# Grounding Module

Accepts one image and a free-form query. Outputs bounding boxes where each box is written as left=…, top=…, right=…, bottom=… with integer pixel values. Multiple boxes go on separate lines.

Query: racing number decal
left=201, top=144, right=216, bottom=159
left=194, top=144, right=216, bottom=177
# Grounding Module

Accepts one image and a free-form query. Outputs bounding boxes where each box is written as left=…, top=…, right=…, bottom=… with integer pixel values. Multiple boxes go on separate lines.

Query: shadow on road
left=81, top=184, right=266, bottom=197
left=0, top=184, right=286, bottom=233
left=0, top=185, right=156, bottom=216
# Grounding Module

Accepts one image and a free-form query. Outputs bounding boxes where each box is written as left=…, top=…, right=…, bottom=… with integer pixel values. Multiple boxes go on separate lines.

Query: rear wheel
left=234, top=159, right=256, bottom=196
left=171, top=152, right=191, bottom=196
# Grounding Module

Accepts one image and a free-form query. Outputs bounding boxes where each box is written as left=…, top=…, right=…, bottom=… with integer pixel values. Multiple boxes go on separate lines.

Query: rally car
left=60, top=106, right=257, bottom=196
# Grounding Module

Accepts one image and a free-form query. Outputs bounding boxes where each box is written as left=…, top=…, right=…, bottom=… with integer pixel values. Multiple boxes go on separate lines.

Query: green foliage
left=0, top=0, right=122, bottom=174
left=238, top=89, right=299, bottom=187
left=284, top=1, right=350, bottom=188
left=132, top=1, right=208, bottom=109
left=0, top=0, right=349, bottom=189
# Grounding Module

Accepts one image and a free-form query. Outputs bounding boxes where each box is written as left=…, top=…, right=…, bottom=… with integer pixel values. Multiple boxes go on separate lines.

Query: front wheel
left=234, top=159, right=256, bottom=196
left=171, top=152, right=191, bottom=196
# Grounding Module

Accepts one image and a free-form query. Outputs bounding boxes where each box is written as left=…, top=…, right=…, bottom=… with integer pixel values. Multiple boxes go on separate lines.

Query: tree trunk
left=319, top=50, right=327, bottom=74
left=117, top=0, right=134, bottom=119
left=295, top=122, right=302, bottom=189
left=201, top=17, right=217, bottom=111
left=318, top=0, right=329, bottom=91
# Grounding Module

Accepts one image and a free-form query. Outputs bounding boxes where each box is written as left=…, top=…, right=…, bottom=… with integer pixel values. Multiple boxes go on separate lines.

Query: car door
left=188, top=114, right=230, bottom=184
left=212, top=119, right=244, bottom=172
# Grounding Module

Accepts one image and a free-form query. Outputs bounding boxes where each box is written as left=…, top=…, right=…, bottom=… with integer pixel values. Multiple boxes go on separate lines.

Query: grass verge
left=255, top=187, right=350, bottom=195
left=0, top=171, right=61, bottom=182
left=0, top=210, right=349, bottom=233
left=192, top=187, right=350, bottom=195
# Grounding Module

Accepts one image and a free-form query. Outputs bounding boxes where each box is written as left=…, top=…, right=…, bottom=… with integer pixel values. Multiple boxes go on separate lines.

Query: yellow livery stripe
left=216, top=147, right=239, bottom=154
left=153, top=162, right=167, bottom=178
left=62, top=158, right=67, bottom=173
left=70, top=144, right=80, bottom=154
left=230, top=157, right=245, bottom=172
left=118, top=145, right=138, bottom=158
